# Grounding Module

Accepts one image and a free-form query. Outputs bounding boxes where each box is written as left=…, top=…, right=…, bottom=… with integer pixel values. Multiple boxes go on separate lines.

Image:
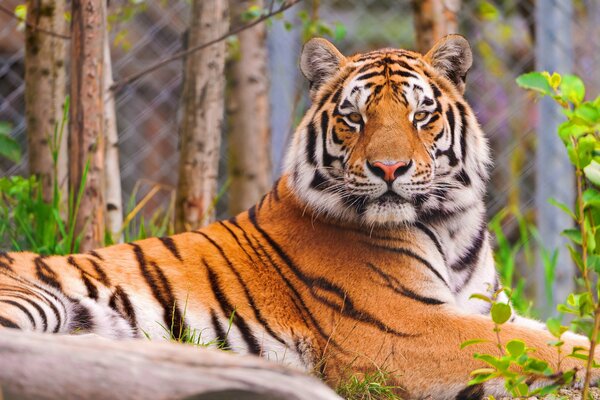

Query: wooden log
left=0, top=329, right=340, bottom=400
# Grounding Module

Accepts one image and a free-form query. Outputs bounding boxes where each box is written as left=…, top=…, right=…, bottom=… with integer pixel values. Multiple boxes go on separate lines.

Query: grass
left=336, top=370, right=402, bottom=400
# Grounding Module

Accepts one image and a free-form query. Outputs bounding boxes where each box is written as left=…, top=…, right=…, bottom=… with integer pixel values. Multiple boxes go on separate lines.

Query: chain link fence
left=1, top=0, right=600, bottom=224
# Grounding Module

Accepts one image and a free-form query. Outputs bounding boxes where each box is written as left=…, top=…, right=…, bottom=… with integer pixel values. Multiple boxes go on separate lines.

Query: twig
left=110, top=0, right=302, bottom=92
left=0, top=3, right=70, bottom=40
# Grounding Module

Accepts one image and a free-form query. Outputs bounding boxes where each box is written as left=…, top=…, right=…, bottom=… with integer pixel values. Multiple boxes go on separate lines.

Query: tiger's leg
left=393, top=308, right=598, bottom=400
left=0, top=269, right=135, bottom=338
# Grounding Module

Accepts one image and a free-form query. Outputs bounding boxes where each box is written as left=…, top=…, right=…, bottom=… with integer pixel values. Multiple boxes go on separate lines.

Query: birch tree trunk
left=24, top=0, right=68, bottom=204
left=103, top=26, right=123, bottom=243
left=175, top=0, right=229, bottom=232
left=411, top=0, right=461, bottom=54
left=69, top=0, right=106, bottom=252
left=227, top=0, right=272, bottom=215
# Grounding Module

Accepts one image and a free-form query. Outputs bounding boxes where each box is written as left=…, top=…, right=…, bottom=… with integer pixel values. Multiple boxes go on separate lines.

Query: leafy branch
left=518, top=71, right=600, bottom=398
left=110, top=0, right=303, bottom=91
left=0, top=3, right=70, bottom=39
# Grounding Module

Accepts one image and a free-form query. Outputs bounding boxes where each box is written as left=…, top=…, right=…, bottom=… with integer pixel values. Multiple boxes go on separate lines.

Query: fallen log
left=0, top=329, right=340, bottom=400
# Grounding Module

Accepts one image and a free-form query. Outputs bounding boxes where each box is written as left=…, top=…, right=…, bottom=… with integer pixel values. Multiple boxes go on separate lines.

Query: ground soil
left=495, top=387, right=600, bottom=399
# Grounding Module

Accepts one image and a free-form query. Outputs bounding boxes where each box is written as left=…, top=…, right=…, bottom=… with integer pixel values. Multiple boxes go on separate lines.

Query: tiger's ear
left=300, top=38, right=345, bottom=99
left=424, top=34, right=472, bottom=94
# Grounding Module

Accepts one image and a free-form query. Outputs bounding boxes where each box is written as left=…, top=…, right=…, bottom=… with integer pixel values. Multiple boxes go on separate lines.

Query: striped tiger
left=0, top=35, right=597, bottom=399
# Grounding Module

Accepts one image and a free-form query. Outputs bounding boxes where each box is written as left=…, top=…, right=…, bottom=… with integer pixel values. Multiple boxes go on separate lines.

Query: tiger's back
left=1, top=35, right=598, bottom=399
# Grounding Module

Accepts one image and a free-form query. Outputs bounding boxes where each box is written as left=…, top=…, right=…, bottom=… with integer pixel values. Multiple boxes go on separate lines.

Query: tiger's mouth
left=372, top=191, right=409, bottom=205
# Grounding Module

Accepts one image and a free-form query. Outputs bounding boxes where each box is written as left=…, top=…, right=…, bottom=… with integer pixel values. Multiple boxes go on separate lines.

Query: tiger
left=0, top=35, right=597, bottom=399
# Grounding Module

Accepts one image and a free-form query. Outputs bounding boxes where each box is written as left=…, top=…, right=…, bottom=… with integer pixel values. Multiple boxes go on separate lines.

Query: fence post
left=534, top=0, right=574, bottom=315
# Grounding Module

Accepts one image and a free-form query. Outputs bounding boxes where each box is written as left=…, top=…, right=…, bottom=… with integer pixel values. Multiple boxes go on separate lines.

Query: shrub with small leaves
left=517, top=71, right=600, bottom=398
left=463, top=288, right=575, bottom=397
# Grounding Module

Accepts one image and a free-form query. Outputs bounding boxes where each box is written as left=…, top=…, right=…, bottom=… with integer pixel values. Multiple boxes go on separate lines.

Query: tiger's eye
left=348, top=112, right=363, bottom=124
left=413, top=111, right=429, bottom=122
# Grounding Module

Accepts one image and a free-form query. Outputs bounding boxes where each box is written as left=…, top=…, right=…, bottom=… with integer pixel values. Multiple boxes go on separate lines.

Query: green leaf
left=562, top=228, right=582, bottom=245
left=548, top=197, right=576, bottom=219
left=333, top=22, right=346, bottom=41
left=588, top=254, right=600, bottom=274
left=584, top=160, right=600, bottom=187
left=0, top=131, right=21, bottom=163
left=469, top=293, right=492, bottom=303
left=546, top=317, right=564, bottom=338
left=516, top=72, right=553, bottom=96
left=468, top=373, right=496, bottom=386
left=506, top=340, right=525, bottom=357
left=460, top=338, right=488, bottom=349
left=491, top=303, right=512, bottom=325
left=573, top=103, right=600, bottom=125
left=583, top=188, right=600, bottom=208
left=559, top=74, right=585, bottom=105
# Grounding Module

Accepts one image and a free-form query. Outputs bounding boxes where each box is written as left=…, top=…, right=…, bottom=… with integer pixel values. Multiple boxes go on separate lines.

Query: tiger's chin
left=362, top=201, right=418, bottom=226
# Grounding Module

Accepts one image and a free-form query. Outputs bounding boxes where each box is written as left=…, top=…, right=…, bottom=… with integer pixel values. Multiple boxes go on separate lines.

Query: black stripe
left=67, top=257, right=99, bottom=300
left=365, top=263, right=444, bottom=305
left=414, top=222, right=446, bottom=264
left=1, top=272, right=64, bottom=333
left=435, top=105, right=459, bottom=166
left=227, top=220, right=318, bottom=333
left=272, top=178, right=281, bottom=202
left=456, top=102, right=468, bottom=163
left=2, top=292, right=48, bottom=331
left=210, top=309, right=231, bottom=350
left=228, top=219, right=338, bottom=349
left=248, top=206, right=414, bottom=338
left=365, top=241, right=450, bottom=289
left=204, top=261, right=261, bottom=355
left=450, top=226, right=487, bottom=271
left=0, top=299, right=36, bottom=327
left=389, top=69, right=418, bottom=79
left=71, top=301, right=95, bottom=332
left=158, top=236, right=183, bottom=261
left=217, top=222, right=258, bottom=265
left=0, top=260, right=13, bottom=272
left=306, top=121, right=318, bottom=166
left=0, top=316, right=18, bottom=328
left=108, top=285, right=138, bottom=331
left=88, top=250, right=104, bottom=261
left=0, top=251, right=14, bottom=263
left=88, top=258, right=111, bottom=286
left=456, top=169, right=471, bottom=186
left=195, top=231, right=285, bottom=344
left=426, top=113, right=440, bottom=125
left=34, top=256, right=62, bottom=290
left=131, top=244, right=187, bottom=339
left=455, top=384, right=484, bottom=400
left=356, top=71, right=382, bottom=81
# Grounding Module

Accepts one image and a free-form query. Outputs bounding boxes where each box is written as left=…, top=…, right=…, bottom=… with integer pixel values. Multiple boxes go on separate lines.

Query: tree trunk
left=24, top=0, right=68, bottom=204
left=411, top=0, right=461, bottom=54
left=227, top=0, right=272, bottom=215
left=103, top=25, right=124, bottom=243
left=0, top=329, right=340, bottom=400
left=69, top=0, right=106, bottom=252
left=175, top=0, right=229, bottom=232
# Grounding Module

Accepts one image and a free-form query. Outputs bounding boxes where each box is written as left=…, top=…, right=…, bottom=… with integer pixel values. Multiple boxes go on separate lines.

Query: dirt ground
left=495, top=387, right=600, bottom=399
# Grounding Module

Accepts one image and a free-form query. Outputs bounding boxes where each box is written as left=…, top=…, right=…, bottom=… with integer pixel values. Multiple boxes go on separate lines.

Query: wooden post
left=68, top=0, right=106, bottom=251
left=24, top=0, right=68, bottom=203
left=412, top=0, right=461, bottom=54
left=227, top=0, right=272, bottom=215
left=175, top=0, right=229, bottom=232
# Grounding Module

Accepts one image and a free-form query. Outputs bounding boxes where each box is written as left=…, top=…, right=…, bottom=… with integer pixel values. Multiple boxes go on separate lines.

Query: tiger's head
left=284, top=35, right=491, bottom=227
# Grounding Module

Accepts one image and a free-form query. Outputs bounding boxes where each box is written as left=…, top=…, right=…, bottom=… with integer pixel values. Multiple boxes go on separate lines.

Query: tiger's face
left=285, top=35, right=490, bottom=227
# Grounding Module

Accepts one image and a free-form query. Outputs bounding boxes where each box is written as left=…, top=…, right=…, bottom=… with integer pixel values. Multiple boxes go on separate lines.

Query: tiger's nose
left=368, top=160, right=412, bottom=183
